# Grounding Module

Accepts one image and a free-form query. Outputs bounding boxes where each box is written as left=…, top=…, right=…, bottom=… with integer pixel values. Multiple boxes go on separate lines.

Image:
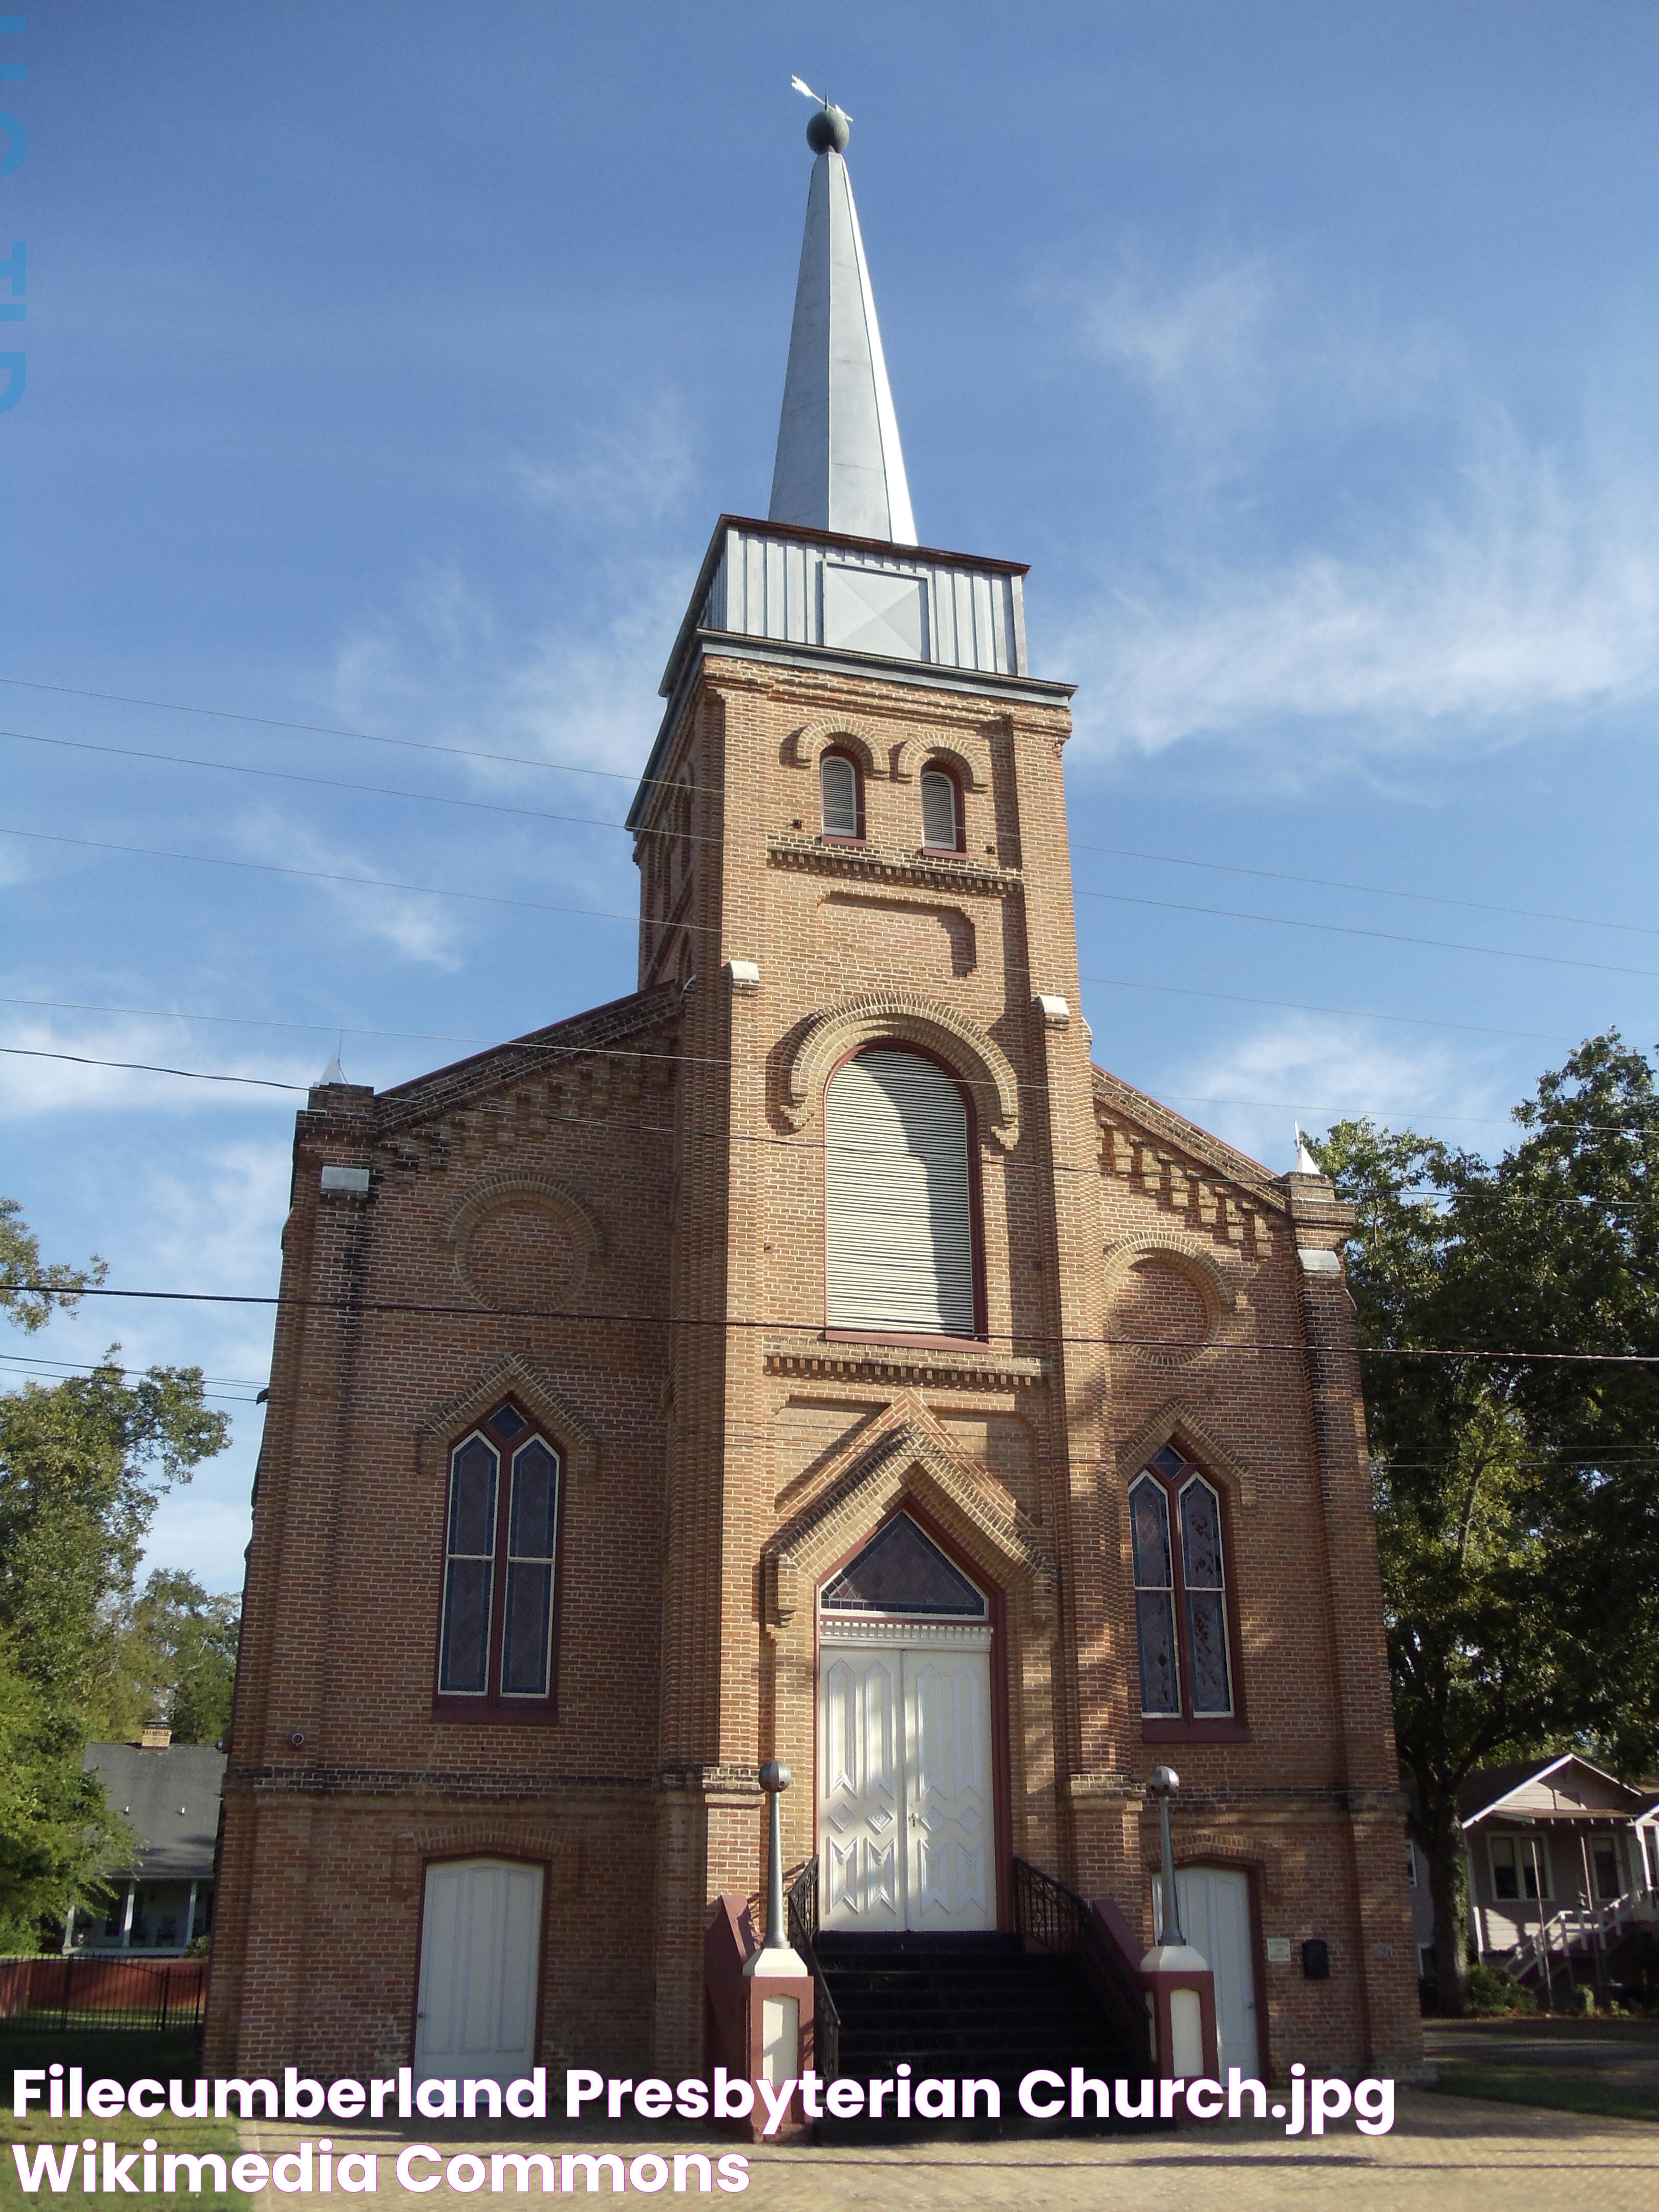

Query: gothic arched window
left=824, top=1046, right=977, bottom=1337
left=436, top=1399, right=562, bottom=1715
left=820, top=749, right=863, bottom=840
left=1129, top=1444, right=1236, bottom=1724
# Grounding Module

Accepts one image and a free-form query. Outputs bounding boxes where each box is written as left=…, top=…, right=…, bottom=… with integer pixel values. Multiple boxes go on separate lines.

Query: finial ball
left=759, top=1758, right=792, bottom=1794
left=806, top=104, right=850, bottom=155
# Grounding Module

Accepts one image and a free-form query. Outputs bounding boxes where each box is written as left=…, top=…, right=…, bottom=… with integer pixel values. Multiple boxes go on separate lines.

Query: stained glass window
left=1130, top=1476, right=1180, bottom=1716
left=439, top=1436, right=499, bottom=1694
left=1180, top=1477, right=1231, bottom=1716
left=820, top=1513, right=986, bottom=1617
left=437, top=1407, right=562, bottom=1710
left=1129, top=1451, right=1237, bottom=1724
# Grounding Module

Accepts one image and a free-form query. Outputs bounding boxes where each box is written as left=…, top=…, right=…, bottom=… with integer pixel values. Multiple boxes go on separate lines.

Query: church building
left=206, top=105, right=1423, bottom=2095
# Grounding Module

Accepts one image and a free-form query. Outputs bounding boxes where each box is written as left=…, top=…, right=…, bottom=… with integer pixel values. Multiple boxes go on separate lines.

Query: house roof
left=1457, top=1752, right=1648, bottom=1826
left=82, top=1743, right=225, bottom=1881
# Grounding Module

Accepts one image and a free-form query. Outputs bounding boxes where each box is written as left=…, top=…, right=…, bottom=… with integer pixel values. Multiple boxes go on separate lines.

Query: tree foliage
left=1317, top=1034, right=1659, bottom=2013
left=108, top=1570, right=241, bottom=1748
left=0, top=1196, right=104, bottom=1332
left=0, top=1203, right=232, bottom=1944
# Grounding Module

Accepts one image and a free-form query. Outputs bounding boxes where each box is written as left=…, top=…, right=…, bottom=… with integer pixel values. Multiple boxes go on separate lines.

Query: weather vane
left=790, top=74, right=852, bottom=153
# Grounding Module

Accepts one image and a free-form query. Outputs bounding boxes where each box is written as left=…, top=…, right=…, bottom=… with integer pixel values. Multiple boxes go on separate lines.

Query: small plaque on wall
left=1265, top=1937, right=1292, bottom=1964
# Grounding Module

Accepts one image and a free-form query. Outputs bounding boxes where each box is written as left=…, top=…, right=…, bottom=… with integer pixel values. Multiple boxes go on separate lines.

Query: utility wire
left=9, top=820, right=1659, bottom=983
left=0, top=980, right=1586, bottom=1053
left=8, top=1035, right=1656, bottom=1143
left=6, top=717, right=1656, bottom=945
left=8, top=1279, right=1658, bottom=1363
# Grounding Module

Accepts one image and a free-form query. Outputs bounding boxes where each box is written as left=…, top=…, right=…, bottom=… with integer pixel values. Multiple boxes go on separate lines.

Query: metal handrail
left=1012, top=1857, right=1153, bottom=2074
left=785, top=1857, right=841, bottom=2081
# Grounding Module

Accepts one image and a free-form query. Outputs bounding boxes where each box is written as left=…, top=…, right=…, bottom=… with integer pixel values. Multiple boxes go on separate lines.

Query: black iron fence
left=0, top=1955, right=207, bottom=2033
left=1012, top=1858, right=1154, bottom=2073
left=785, top=1856, right=841, bottom=2081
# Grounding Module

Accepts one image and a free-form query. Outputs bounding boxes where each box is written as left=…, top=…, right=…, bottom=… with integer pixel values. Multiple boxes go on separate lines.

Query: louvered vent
left=920, top=769, right=958, bottom=849
left=825, top=1049, right=975, bottom=1334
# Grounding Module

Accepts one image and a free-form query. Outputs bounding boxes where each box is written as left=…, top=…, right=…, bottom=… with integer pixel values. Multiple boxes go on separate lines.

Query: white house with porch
left=66, top=1727, right=224, bottom=1956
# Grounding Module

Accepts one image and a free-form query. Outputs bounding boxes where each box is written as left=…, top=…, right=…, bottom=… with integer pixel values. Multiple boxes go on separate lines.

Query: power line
left=0, top=1352, right=262, bottom=1403
left=8, top=718, right=1657, bottom=946
left=9, top=1279, right=1659, bottom=1363
left=0, top=1044, right=307, bottom=1091
left=12, top=818, right=1659, bottom=984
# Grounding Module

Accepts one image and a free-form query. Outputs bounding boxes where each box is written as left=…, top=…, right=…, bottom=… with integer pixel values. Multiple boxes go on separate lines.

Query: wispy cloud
left=0, top=1011, right=314, bottom=1118
left=1159, top=1012, right=1510, bottom=1169
left=1058, top=252, right=1659, bottom=772
left=231, top=810, right=470, bottom=970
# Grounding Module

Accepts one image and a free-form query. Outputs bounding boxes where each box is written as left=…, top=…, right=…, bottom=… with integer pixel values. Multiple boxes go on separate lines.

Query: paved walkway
left=1425, top=2016, right=1659, bottom=2097
left=241, top=2091, right=1658, bottom=2212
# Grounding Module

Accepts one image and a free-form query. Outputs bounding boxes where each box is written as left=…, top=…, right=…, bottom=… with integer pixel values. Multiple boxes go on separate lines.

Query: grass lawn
left=1427, top=2062, right=1659, bottom=2125
left=3, top=2032, right=248, bottom=2209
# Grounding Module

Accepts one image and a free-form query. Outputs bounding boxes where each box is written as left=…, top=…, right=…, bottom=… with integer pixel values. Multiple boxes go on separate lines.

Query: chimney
left=139, top=1721, right=173, bottom=1751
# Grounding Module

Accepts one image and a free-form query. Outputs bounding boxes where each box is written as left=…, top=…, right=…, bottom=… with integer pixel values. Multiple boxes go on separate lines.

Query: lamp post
left=1147, top=1764, right=1185, bottom=1947
left=758, top=1759, right=792, bottom=1956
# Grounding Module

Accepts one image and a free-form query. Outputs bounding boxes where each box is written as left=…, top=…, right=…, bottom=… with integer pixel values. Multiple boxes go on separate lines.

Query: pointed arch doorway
left=816, top=1511, right=998, bottom=1932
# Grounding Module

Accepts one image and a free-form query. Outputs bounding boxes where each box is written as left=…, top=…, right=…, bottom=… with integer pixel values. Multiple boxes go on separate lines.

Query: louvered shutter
left=825, top=1049, right=975, bottom=1333
left=821, top=754, right=859, bottom=837
left=920, top=770, right=958, bottom=849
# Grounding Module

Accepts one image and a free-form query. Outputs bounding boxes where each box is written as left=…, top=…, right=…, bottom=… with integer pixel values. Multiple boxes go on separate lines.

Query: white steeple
left=768, top=101, right=917, bottom=546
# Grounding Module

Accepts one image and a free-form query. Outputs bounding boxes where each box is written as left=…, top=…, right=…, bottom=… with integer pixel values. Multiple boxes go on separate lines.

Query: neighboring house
left=68, top=1726, right=224, bottom=1956
left=207, top=114, right=1423, bottom=2092
left=1411, top=1755, right=1659, bottom=2000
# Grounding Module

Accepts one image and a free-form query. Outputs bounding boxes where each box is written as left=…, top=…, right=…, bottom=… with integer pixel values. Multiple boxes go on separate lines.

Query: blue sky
left=5, top=2, right=1658, bottom=1593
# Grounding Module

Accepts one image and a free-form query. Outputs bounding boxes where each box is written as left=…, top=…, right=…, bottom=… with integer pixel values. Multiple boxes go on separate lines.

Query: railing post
left=741, top=1762, right=815, bottom=2137
left=1140, top=1768, right=1219, bottom=2091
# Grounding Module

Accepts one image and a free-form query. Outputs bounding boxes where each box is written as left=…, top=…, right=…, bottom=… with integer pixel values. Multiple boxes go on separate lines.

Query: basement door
left=1157, top=1864, right=1260, bottom=2076
left=818, top=1626, right=994, bottom=1930
left=415, top=1858, right=543, bottom=2087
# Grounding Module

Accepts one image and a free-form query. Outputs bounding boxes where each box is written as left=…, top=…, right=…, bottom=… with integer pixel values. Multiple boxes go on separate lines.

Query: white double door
left=818, top=1624, right=994, bottom=1931
left=415, top=1858, right=543, bottom=2086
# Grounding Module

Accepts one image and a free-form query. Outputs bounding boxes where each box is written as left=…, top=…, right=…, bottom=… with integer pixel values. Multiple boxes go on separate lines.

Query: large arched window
left=824, top=1047, right=977, bottom=1336
left=436, top=1399, right=562, bottom=1716
left=1130, top=1444, right=1236, bottom=1724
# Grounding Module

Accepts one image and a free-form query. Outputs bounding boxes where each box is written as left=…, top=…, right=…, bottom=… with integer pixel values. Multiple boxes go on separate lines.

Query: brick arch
left=1104, top=1232, right=1239, bottom=1371
left=782, top=715, right=886, bottom=778
left=779, top=992, right=1021, bottom=1150
left=442, top=1174, right=606, bottom=1267
left=1115, top=1396, right=1257, bottom=1508
left=889, top=733, right=990, bottom=790
left=414, top=1352, right=598, bottom=1490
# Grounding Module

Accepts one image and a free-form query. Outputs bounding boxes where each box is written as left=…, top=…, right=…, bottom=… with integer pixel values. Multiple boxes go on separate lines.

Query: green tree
left=1, top=1202, right=230, bottom=1942
left=111, top=1569, right=241, bottom=1746
left=1317, top=1035, right=1659, bottom=2015
left=0, top=1195, right=103, bottom=1330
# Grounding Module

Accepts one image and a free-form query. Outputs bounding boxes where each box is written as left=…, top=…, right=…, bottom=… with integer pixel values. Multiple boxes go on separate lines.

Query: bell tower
left=636, top=102, right=1119, bottom=2071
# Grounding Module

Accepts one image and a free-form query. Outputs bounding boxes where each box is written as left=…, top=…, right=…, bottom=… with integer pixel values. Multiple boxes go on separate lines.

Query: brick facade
left=207, top=560, right=1423, bottom=2087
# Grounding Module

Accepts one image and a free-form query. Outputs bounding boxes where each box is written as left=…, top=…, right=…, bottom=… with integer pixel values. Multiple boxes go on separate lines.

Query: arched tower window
left=920, top=765, right=962, bottom=852
left=436, top=1399, right=562, bottom=1714
left=824, top=1047, right=977, bottom=1336
left=1129, top=1443, right=1235, bottom=1722
left=820, top=749, right=863, bottom=840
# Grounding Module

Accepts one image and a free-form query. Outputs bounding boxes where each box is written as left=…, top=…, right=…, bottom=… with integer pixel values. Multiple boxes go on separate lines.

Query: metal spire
left=769, top=89, right=917, bottom=545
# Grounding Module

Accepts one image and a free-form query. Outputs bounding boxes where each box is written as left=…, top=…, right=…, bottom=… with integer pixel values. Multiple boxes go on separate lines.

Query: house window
left=820, top=751, right=862, bottom=840
left=1488, top=1833, right=1550, bottom=1902
left=824, top=1046, right=977, bottom=1337
left=1130, top=1445, right=1236, bottom=1722
left=1592, top=1836, right=1623, bottom=1900
left=437, top=1401, right=561, bottom=1713
left=920, top=766, right=961, bottom=852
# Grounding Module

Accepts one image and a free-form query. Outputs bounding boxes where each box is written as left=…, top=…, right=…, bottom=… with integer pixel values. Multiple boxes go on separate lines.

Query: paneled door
left=1158, top=1864, right=1259, bottom=2076
left=819, top=1625, right=994, bottom=1932
left=415, top=1858, right=543, bottom=2086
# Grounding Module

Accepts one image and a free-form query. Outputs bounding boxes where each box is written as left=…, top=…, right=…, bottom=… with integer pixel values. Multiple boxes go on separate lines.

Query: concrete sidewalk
left=240, top=2091, right=1658, bottom=2212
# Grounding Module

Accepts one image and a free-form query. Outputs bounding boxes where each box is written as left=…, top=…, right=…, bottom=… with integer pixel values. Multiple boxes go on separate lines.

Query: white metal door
left=415, top=1858, right=543, bottom=2086
left=1160, top=1865, right=1259, bottom=2075
left=819, top=1626, right=994, bottom=1932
